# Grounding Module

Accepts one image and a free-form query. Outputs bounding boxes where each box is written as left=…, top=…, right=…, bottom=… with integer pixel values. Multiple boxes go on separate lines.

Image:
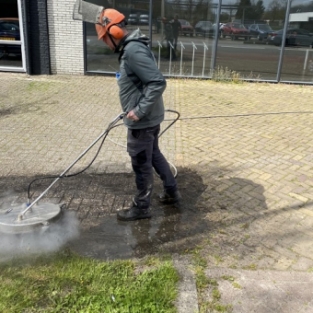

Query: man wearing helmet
left=95, top=8, right=181, bottom=221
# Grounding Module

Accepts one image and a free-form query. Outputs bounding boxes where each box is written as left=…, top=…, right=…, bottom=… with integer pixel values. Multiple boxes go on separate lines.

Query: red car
left=221, top=22, right=250, bottom=40
left=178, top=19, right=194, bottom=37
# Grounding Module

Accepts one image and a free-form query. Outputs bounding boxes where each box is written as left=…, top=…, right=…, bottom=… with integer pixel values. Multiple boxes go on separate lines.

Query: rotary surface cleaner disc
left=0, top=203, right=62, bottom=234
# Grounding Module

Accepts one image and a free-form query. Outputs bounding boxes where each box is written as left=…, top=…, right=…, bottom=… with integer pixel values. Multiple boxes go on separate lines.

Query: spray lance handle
left=107, top=112, right=126, bottom=128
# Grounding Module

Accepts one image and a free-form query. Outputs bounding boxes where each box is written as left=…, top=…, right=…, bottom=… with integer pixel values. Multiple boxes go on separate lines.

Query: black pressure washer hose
left=21, top=112, right=126, bottom=219
left=27, top=113, right=125, bottom=201
left=26, top=108, right=313, bottom=211
left=26, top=109, right=180, bottom=206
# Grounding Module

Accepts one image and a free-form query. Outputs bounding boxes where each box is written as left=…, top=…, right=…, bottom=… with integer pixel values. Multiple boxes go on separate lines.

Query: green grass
left=0, top=251, right=179, bottom=313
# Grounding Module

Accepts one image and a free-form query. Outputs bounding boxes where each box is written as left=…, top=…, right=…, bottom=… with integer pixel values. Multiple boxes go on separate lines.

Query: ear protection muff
left=108, top=24, right=124, bottom=39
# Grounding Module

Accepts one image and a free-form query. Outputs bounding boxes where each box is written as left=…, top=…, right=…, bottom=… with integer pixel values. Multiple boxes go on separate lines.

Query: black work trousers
left=127, top=124, right=177, bottom=209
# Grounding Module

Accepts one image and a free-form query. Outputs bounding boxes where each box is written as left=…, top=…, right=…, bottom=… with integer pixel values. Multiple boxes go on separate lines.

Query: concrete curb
left=173, top=254, right=199, bottom=313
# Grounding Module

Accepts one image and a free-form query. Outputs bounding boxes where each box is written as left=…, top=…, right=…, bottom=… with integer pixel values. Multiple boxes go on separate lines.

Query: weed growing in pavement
left=212, top=66, right=242, bottom=83
left=212, top=66, right=261, bottom=83
left=221, top=275, right=235, bottom=282
left=246, top=71, right=261, bottom=81
left=26, top=81, right=53, bottom=92
left=243, top=263, right=258, bottom=270
left=189, top=247, right=233, bottom=313
left=240, top=223, right=250, bottom=230
left=0, top=250, right=179, bottom=313
left=232, top=282, right=242, bottom=289
left=214, top=254, right=224, bottom=265
left=198, top=276, right=233, bottom=313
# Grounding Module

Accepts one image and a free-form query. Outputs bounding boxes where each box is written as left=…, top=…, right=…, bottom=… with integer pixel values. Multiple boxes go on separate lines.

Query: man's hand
left=127, top=110, right=139, bottom=122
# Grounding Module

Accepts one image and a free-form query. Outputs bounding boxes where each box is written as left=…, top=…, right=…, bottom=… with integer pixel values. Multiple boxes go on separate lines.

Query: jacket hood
left=123, top=28, right=150, bottom=47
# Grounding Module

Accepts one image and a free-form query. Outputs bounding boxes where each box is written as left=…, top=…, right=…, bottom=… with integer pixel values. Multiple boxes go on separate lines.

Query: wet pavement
left=1, top=73, right=313, bottom=312
left=0, top=168, right=207, bottom=260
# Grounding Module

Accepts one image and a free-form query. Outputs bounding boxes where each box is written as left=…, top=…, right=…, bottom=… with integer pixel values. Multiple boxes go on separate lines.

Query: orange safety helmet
left=95, top=9, right=126, bottom=40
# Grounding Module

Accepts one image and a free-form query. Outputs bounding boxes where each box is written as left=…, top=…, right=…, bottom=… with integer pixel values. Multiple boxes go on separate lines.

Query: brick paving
left=1, top=72, right=313, bottom=312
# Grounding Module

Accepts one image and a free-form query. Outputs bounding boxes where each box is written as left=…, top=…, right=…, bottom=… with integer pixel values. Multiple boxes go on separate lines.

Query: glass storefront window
left=85, top=0, right=223, bottom=78
left=281, top=0, right=313, bottom=83
left=0, top=0, right=25, bottom=72
left=155, top=0, right=220, bottom=78
left=214, top=0, right=283, bottom=82
left=83, top=0, right=313, bottom=84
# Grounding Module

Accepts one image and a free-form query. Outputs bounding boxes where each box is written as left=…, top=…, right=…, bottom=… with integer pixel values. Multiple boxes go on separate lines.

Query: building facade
left=1, top=0, right=313, bottom=84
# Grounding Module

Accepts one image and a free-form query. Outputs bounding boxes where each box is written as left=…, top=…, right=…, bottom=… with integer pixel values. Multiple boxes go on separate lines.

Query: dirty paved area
left=2, top=73, right=313, bottom=311
left=1, top=74, right=313, bottom=267
left=0, top=168, right=209, bottom=259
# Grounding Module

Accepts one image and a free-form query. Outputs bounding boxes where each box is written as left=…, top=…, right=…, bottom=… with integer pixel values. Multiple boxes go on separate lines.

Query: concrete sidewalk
left=1, top=73, right=313, bottom=312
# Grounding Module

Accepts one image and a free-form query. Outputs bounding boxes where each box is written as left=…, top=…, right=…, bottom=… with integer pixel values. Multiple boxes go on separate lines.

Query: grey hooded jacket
left=118, top=29, right=166, bottom=129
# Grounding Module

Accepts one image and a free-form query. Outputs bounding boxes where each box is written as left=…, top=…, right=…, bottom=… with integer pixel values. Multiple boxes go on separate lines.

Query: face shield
left=72, top=0, right=126, bottom=52
left=101, top=33, right=117, bottom=52
left=72, top=0, right=104, bottom=24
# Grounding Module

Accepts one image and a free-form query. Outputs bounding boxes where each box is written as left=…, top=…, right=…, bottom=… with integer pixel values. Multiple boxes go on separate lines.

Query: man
left=95, top=8, right=181, bottom=221
left=162, top=17, right=177, bottom=60
left=170, top=15, right=181, bottom=50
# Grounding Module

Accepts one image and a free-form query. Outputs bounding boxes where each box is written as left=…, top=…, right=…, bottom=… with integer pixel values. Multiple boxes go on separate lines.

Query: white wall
left=47, top=0, right=84, bottom=74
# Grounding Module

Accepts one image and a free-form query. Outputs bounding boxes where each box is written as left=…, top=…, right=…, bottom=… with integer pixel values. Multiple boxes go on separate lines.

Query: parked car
left=179, top=19, right=193, bottom=36
left=221, top=22, right=250, bottom=40
left=249, top=24, right=273, bottom=41
left=267, top=28, right=313, bottom=47
left=0, top=18, right=21, bottom=57
left=139, top=14, right=149, bottom=25
left=194, top=20, right=213, bottom=37
left=128, top=14, right=138, bottom=25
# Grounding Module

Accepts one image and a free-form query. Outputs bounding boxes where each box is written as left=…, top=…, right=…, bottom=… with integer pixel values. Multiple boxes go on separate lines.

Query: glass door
left=0, top=0, right=26, bottom=72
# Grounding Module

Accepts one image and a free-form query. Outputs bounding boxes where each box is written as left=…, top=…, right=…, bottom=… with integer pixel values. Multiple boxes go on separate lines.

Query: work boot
left=117, top=205, right=151, bottom=221
left=159, top=190, right=182, bottom=206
